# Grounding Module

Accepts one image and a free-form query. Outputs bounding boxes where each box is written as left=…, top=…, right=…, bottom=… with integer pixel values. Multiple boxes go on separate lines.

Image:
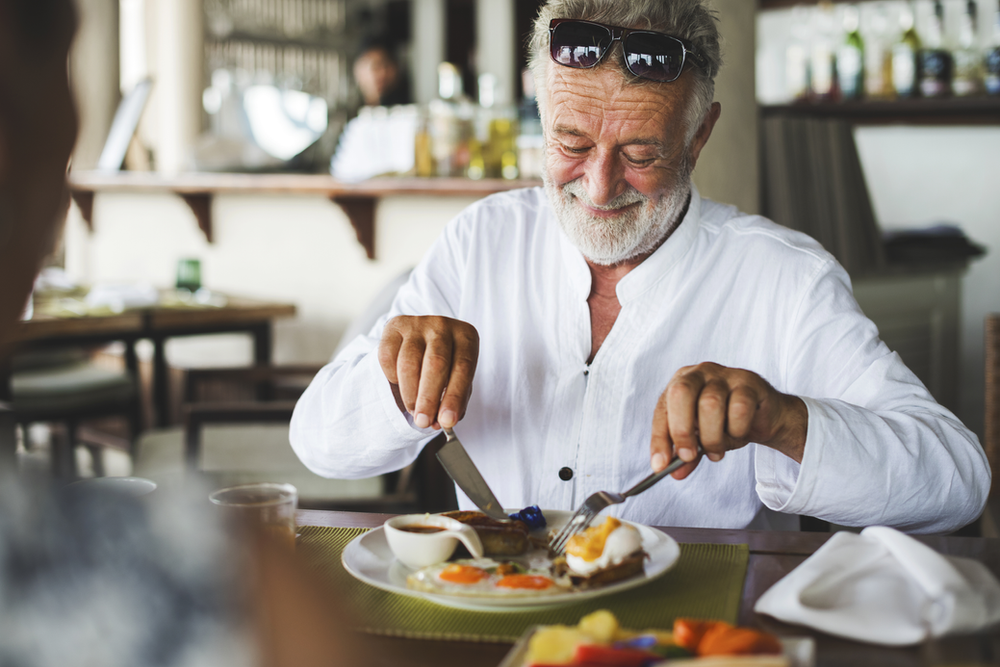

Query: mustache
left=560, top=180, right=647, bottom=211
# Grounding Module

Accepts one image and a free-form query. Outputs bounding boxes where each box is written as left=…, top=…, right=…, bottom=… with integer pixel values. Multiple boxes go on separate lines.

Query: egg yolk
left=439, top=564, right=489, bottom=584
left=496, top=574, right=555, bottom=590
left=565, top=517, right=621, bottom=562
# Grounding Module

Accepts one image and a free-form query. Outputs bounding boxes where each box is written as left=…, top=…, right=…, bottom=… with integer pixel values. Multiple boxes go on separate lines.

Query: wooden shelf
left=760, top=95, right=1000, bottom=125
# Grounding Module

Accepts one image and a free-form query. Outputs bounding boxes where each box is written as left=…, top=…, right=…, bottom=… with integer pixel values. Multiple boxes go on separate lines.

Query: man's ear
left=688, top=101, right=721, bottom=168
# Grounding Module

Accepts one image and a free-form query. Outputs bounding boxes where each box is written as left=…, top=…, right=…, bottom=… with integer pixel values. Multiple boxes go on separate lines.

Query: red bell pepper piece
left=572, top=643, right=660, bottom=666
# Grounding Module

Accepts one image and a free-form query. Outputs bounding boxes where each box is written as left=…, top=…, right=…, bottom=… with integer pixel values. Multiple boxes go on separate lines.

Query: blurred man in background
left=352, top=35, right=410, bottom=108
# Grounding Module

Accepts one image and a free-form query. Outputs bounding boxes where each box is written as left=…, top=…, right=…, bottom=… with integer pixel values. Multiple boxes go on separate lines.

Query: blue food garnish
left=616, top=635, right=658, bottom=649
left=508, top=504, right=546, bottom=529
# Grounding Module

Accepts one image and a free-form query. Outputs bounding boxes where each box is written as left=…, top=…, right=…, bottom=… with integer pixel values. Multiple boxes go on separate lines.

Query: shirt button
left=583, top=369, right=589, bottom=376
left=559, top=467, right=574, bottom=481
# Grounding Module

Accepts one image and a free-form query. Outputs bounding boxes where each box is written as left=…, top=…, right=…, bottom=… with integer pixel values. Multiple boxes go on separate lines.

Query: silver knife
left=436, top=428, right=510, bottom=522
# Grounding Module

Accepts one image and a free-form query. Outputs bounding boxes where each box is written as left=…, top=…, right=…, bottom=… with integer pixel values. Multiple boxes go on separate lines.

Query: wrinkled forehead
left=543, top=59, right=694, bottom=132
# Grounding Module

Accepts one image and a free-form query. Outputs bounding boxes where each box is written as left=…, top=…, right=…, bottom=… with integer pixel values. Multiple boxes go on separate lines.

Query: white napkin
left=754, top=526, right=1000, bottom=646
left=85, top=282, right=160, bottom=312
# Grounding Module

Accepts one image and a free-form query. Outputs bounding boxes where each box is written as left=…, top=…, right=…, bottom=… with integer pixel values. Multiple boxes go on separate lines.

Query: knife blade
left=436, top=428, right=509, bottom=522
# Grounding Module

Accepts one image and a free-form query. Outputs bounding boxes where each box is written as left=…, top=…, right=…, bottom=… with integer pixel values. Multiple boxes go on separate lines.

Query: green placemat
left=298, top=526, right=748, bottom=642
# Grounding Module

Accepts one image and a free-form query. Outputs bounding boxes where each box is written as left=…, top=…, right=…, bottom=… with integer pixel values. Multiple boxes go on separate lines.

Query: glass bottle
left=786, top=6, right=812, bottom=102
left=473, top=73, right=519, bottom=180
left=953, top=0, right=983, bottom=96
left=413, top=107, right=434, bottom=177
left=987, top=0, right=1000, bottom=95
left=892, top=1, right=922, bottom=98
left=810, top=3, right=837, bottom=101
left=863, top=2, right=893, bottom=99
left=919, top=0, right=953, bottom=98
left=428, top=62, right=473, bottom=177
left=837, top=5, right=865, bottom=100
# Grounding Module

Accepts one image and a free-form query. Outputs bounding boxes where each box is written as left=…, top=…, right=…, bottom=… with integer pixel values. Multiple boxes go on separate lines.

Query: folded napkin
left=754, top=526, right=1000, bottom=646
left=85, top=282, right=159, bottom=312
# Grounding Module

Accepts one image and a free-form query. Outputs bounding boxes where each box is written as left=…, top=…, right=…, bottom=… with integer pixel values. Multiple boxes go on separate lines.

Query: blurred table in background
left=5, top=290, right=296, bottom=428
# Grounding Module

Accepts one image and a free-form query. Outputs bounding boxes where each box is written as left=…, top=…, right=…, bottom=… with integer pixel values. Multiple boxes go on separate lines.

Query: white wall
left=696, top=0, right=760, bottom=215
left=855, top=127, right=1000, bottom=438
left=63, top=193, right=478, bottom=365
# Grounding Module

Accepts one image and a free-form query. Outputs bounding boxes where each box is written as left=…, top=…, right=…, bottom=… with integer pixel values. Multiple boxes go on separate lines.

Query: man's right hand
left=377, top=315, right=479, bottom=430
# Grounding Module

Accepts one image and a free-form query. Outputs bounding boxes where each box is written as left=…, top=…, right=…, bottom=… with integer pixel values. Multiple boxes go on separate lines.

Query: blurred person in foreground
left=292, top=0, right=990, bottom=533
left=0, top=2, right=372, bottom=665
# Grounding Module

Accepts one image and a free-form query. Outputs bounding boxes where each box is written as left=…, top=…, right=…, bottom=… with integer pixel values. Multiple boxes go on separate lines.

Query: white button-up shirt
left=290, top=186, right=989, bottom=533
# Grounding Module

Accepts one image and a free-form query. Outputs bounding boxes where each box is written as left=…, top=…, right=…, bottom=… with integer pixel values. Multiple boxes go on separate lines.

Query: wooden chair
left=133, top=364, right=455, bottom=512
left=0, top=401, right=16, bottom=472
left=7, top=346, right=142, bottom=478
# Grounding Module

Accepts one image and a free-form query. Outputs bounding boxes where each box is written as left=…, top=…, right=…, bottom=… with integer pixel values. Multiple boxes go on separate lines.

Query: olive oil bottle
left=892, top=1, right=921, bottom=98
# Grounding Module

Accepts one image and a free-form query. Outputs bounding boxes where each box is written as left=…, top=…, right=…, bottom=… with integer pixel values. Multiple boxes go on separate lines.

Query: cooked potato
left=525, top=626, right=587, bottom=665
left=578, top=609, right=619, bottom=643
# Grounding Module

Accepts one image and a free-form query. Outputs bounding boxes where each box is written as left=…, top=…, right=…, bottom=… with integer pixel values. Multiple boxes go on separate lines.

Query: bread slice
left=441, top=510, right=530, bottom=556
left=552, top=551, right=646, bottom=589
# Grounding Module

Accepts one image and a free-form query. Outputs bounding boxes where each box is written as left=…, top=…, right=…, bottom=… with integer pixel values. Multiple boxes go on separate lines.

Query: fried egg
left=406, top=558, right=567, bottom=597
left=564, top=518, right=643, bottom=576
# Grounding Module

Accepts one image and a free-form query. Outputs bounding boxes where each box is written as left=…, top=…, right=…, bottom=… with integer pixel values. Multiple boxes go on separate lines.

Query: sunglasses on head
left=548, top=18, right=706, bottom=83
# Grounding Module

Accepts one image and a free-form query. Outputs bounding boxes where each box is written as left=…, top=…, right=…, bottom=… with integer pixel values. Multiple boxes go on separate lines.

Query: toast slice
left=552, top=551, right=646, bottom=589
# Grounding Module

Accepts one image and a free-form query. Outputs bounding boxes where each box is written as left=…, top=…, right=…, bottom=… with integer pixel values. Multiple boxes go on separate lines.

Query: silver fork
left=548, top=453, right=692, bottom=555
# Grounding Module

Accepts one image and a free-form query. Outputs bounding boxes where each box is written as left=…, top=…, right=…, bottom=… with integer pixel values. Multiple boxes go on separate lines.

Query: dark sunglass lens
left=551, top=21, right=612, bottom=68
left=624, top=32, right=685, bottom=81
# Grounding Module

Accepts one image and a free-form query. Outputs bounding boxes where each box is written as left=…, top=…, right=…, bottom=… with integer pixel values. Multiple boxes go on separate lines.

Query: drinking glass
left=176, top=258, right=202, bottom=292
left=209, top=482, right=297, bottom=549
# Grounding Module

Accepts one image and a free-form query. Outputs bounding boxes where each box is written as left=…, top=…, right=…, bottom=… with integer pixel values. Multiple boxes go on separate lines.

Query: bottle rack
left=757, top=0, right=1000, bottom=125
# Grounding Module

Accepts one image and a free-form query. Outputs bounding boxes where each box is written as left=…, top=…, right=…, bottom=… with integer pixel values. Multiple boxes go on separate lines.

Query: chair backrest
left=0, top=401, right=16, bottom=471
left=986, top=314, right=1000, bottom=498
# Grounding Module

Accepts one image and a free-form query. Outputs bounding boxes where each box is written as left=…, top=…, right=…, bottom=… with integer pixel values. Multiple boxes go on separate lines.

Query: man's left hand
left=649, top=362, right=808, bottom=479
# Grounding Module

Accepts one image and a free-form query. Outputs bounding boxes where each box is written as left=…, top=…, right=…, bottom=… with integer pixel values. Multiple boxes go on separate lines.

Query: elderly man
left=291, top=0, right=989, bottom=533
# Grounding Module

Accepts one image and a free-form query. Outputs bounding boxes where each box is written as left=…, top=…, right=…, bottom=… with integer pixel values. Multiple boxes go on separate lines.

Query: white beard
left=543, top=160, right=693, bottom=266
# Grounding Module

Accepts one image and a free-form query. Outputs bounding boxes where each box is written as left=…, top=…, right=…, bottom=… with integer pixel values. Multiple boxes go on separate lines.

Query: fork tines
left=548, top=508, right=597, bottom=555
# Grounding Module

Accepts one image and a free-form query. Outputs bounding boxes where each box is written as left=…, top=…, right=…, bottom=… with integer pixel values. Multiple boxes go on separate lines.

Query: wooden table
left=5, top=293, right=296, bottom=427
left=297, top=509, right=1000, bottom=667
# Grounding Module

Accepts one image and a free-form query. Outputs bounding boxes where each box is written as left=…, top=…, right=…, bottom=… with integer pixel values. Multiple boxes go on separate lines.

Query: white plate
left=341, top=509, right=681, bottom=611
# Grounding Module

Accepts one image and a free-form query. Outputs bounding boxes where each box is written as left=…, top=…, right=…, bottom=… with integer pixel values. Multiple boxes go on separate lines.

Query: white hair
left=527, top=0, right=722, bottom=145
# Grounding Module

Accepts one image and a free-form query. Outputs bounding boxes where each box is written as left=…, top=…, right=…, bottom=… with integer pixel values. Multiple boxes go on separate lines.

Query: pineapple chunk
left=578, top=609, right=619, bottom=643
left=525, top=626, right=588, bottom=665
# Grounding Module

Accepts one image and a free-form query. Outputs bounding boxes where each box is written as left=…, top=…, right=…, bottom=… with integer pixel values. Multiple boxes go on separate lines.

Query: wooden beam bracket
left=330, top=195, right=376, bottom=260
left=70, top=190, right=95, bottom=232
left=179, top=192, right=214, bottom=243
